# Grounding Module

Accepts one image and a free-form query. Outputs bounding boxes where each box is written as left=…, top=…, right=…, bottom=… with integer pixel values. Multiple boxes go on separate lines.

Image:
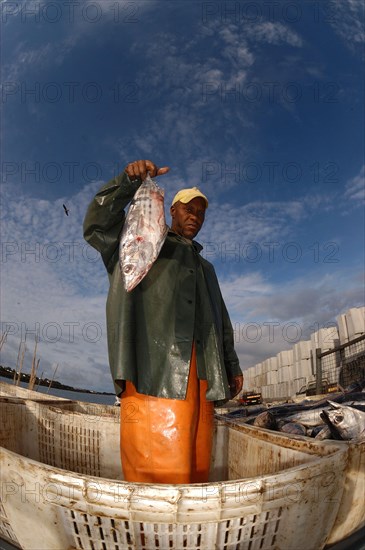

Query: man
left=83, top=159, right=243, bottom=484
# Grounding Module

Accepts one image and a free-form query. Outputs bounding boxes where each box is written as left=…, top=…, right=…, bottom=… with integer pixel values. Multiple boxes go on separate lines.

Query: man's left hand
left=229, top=375, right=243, bottom=399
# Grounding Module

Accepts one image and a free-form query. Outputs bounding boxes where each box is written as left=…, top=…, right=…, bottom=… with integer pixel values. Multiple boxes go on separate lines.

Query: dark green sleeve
left=83, top=172, right=142, bottom=273
left=221, top=298, right=242, bottom=378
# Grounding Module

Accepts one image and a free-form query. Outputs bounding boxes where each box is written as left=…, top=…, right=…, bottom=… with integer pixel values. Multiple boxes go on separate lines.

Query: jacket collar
left=167, top=229, right=203, bottom=253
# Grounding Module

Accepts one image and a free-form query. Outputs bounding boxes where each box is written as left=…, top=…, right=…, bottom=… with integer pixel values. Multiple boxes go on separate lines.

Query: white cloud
left=326, top=0, right=365, bottom=53
left=104, top=16, right=308, bottom=169
left=0, top=180, right=112, bottom=391
left=218, top=270, right=364, bottom=371
left=345, top=165, right=365, bottom=203
left=245, top=21, right=303, bottom=47
left=3, top=36, right=78, bottom=81
left=197, top=197, right=323, bottom=249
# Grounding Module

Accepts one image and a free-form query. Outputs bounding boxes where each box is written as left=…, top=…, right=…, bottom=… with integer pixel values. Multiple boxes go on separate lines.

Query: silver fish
left=320, top=401, right=365, bottom=441
left=119, top=174, right=168, bottom=291
left=278, top=421, right=307, bottom=436
left=284, top=409, right=326, bottom=427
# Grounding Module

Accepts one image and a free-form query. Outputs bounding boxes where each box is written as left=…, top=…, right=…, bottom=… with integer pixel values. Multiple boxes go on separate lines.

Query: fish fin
left=326, top=400, right=341, bottom=409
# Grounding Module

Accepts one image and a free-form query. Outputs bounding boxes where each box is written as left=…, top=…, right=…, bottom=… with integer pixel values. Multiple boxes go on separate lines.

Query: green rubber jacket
left=83, top=172, right=242, bottom=403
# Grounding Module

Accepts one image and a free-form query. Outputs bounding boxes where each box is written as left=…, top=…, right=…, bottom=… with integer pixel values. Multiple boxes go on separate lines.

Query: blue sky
left=1, top=0, right=364, bottom=392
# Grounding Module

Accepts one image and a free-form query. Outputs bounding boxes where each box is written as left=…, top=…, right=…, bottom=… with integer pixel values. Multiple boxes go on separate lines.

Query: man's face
left=170, top=197, right=206, bottom=240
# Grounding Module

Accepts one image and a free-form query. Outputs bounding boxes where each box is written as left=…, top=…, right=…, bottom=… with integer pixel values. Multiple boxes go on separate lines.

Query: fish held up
left=119, top=174, right=168, bottom=292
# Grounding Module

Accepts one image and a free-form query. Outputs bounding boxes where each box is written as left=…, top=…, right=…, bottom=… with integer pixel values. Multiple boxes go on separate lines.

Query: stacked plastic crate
left=292, top=340, right=312, bottom=394
left=241, top=306, right=364, bottom=401
left=276, top=350, right=293, bottom=399
left=261, top=358, right=277, bottom=400
left=266, top=357, right=279, bottom=399
left=310, top=326, right=340, bottom=385
left=337, top=307, right=365, bottom=346
left=336, top=307, right=365, bottom=385
left=242, top=366, right=255, bottom=392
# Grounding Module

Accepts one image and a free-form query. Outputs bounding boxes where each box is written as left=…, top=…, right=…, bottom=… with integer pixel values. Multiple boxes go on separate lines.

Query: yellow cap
left=171, top=187, right=208, bottom=208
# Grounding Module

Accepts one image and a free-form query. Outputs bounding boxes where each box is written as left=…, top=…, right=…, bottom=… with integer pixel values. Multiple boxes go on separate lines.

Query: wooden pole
left=16, top=343, right=26, bottom=386
left=47, top=364, right=58, bottom=393
left=28, top=336, right=39, bottom=390
left=0, top=328, right=9, bottom=351
left=13, top=341, right=23, bottom=385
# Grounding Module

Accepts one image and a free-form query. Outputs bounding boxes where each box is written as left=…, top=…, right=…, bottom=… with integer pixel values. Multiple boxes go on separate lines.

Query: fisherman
left=83, top=159, right=243, bottom=484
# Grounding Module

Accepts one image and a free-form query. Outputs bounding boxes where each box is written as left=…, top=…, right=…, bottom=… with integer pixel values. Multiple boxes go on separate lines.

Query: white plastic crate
left=294, top=358, right=313, bottom=380
left=0, top=383, right=364, bottom=549
left=276, top=350, right=293, bottom=368
left=311, top=327, right=340, bottom=352
left=267, top=357, right=278, bottom=371
left=261, top=360, right=268, bottom=374
left=277, top=365, right=290, bottom=383
left=346, top=307, right=365, bottom=340
left=267, top=371, right=278, bottom=385
left=0, top=396, right=353, bottom=550
left=254, top=363, right=262, bottom=376
left=336, top=312, right=349, bottom=344
left=293, top=340, right=311, bottom=362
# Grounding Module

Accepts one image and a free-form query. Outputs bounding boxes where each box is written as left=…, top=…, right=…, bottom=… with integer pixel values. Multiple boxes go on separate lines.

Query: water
left=0, top=376, right=116, bottom=405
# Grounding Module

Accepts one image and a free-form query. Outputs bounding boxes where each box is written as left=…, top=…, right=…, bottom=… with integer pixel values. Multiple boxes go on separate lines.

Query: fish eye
left=334, top=414, right=344, bottom=424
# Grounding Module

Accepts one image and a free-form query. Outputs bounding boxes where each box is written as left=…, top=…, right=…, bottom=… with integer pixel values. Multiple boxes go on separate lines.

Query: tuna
left=278, top=421, right=307, bottom=436
left=119, top=174, right=168, bottom=291
left=320, top=400, right=365, bottom=441
left=283, top=409, right=326, bottom=427
left=253, top=411, right=277, bottom=430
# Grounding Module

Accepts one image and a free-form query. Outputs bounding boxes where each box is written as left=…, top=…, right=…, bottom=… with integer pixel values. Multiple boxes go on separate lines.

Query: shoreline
left=0, top=366, right=114, bottom=396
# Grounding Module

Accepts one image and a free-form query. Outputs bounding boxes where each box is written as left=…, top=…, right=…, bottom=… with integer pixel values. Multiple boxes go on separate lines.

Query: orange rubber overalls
left=120, top=343, right=214, bottom=484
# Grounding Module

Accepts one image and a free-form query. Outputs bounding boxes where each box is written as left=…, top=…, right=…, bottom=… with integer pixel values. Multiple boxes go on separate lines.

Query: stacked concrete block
left=277, top=350, right=293, bottom=367
left=267, top=357, right=278, bottom=394
left=261, top=385, right=270, bottom=400
left=241, top=308, right=364, bottom=401
left=254, top=363, right=264, bottom=389
left=261, top=360, right=270, bottom=387
left=278, top=382, right=289, bottom=399
left=293, top=340, right=312, bottom=380
left=277, top=350, right=293, bottom=400
left=268, top=357, right=278, bottom=371
left=242, top=367, right=254, bottom=391
left=346, top=307, right=365, bottom=340
left=293, top=340, right=311, bottom=362
left=311, top=327, right=340, bottom=384
left=335, top=306, right=364, bottom=344
left=311, top=327, right=340, bottom=352
left=344, top=307, right=365, bottom=362
left=244, top=366, right=257, bottom=392
left=267, top=370, right=278, bottom=385
left=336, top=313, right=349, bottom=344
left=277, top=350, right=293, bottom=385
